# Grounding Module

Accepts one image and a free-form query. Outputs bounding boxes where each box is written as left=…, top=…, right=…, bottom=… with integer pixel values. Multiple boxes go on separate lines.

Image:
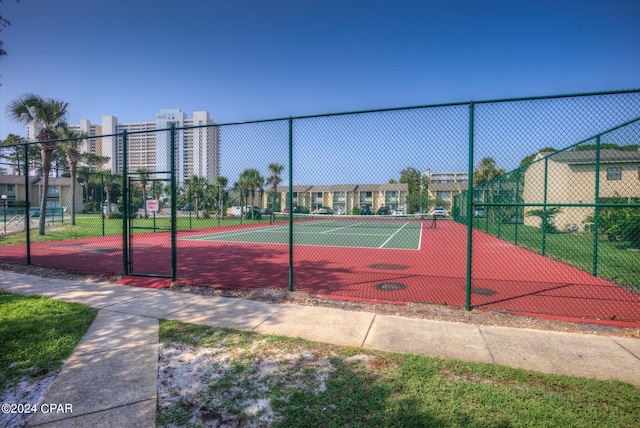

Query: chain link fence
left=1, top=90, right=639, bottom=322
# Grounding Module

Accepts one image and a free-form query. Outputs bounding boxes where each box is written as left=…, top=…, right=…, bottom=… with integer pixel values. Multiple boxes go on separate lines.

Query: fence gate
left=126, top=175, right=175, bottom=278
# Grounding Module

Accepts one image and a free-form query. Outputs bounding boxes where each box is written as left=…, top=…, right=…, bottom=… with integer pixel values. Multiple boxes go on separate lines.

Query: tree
left=135, top=168, right=150, bottom=217
left=526, top=207, right=562, bottom=234
left=59, top=128, right=87, bottom=226
left=214, top=176, right=228, bottom=218
left=266, top=163, right=284, bottom=215
left=399, top=167, right=422, bottom=195
left=184, top=175, right=208, bottom=219
left=1, top=134, right=27, bottom=174
left=399, top=167, right=428, bottom=213
left=83, top=153, right=110, bottom=172
left=0, top=0, right=19, bottom=57
left=473, top=157, right=505, bottom=186
left=520, top=147, right=556, bottom=167
left=239, top=168, right=264, bottom=209
left=101, top=170, right=120, bottom=215
left=6, top=93, right=69, bottom=235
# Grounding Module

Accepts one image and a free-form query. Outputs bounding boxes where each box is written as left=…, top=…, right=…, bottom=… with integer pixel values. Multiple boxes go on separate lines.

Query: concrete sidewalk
left=0, top=271, right=638, bottom=427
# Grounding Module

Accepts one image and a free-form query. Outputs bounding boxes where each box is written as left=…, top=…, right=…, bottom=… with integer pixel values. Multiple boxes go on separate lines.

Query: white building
left=31, top=109, right=220, bottom=184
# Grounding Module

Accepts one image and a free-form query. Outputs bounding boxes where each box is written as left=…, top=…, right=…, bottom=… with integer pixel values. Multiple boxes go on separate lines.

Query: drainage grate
left=375, top=282, right=406, bottom=291
left=470, top=286, right=497, bottom=296
left=370, top=264, right=409, bottom=270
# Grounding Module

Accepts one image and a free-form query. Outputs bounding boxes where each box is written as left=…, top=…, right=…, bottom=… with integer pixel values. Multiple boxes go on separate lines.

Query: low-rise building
left=0, top=175, right=83, bottom=213
left=522, top=150, right=640, bottom=231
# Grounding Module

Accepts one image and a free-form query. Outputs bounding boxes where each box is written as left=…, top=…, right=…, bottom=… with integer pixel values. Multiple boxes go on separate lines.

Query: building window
left=47, top=185, right=60, bottom=197
left=606, top=167, right=622, bottom=181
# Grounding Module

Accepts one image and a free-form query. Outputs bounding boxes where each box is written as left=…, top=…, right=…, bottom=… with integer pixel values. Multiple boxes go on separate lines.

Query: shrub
left=526, top=207, right=562, bottom=234
left=598, top=208, right=640, bottom=248
left=108, top=211, right=123, bottom=219
left=245, top=210, right=261, bottom=220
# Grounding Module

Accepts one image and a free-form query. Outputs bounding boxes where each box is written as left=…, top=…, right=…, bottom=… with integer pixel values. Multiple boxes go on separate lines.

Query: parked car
left=313, top=206, right=332, bottom=214
left=360, top=206, right=372, bottom=215
left=182, top=205, right=194, bottom=212
left=376, top=206, right=391, bottom=215
left=292, top=205, right=309, bottom=214
left=260, top=208, right=272, bottom=215
left=473, top=209, right=485, bottom=218
left=392, top=209, right=404, bottom=216
left=431, top=207, right=447, bottom=217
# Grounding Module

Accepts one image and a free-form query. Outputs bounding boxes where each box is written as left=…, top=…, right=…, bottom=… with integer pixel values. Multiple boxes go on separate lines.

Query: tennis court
left=181, top=215, right=428, bottom=250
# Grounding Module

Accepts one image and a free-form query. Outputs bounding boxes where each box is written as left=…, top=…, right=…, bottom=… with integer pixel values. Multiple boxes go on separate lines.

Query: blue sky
left=1, top=0, right=639, bottom=184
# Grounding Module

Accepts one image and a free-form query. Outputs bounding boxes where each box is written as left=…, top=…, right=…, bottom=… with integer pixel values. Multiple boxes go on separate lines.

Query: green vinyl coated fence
left=1, top=89, right=639, bottom=323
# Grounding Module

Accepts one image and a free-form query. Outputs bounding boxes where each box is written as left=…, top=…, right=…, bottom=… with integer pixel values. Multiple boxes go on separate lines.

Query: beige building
left=276, top=183, right=409, bottom=214
left=424, top=171, right=469, bottom=209
left=0, top=175, right=84, bottom=213
left=522, top=150, right=640, bottom=231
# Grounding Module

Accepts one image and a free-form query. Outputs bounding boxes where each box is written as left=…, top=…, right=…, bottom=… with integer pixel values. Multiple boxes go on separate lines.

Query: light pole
left=1, top=195, right=7, bottom=235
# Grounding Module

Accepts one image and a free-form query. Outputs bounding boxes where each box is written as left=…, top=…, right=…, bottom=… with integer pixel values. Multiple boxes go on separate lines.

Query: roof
left=308, top=184, right=358, bottom=192
left=356, top=183, right=408, bottom=192
left=548, top=150, right=640, bottom=164
left=287, top=185, right=313, bottom=193
left=0, top=175, right=78, bottom=185
left=283, top=183, right=408, bottom=193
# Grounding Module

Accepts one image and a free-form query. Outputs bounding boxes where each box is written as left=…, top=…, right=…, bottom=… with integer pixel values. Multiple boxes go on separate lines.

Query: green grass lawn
left=158, top=320, right=640, bottom=428
left=473, top=219, right=640, bottom=291
left=0, top=214, right=273, bottom=246
left=0, top=292, right=97, bottom=389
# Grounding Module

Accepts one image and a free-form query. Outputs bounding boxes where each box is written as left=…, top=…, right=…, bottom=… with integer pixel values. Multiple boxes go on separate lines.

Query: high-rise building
left=67, top=109, right=219, bottom=183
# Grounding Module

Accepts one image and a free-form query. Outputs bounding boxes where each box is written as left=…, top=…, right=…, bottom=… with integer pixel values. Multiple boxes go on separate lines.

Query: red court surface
left=1, top=220, right=638, bottom=326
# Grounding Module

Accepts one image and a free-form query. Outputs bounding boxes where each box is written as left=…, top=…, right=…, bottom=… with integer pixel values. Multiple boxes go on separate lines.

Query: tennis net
left=272, top=213, right=438, bottom=229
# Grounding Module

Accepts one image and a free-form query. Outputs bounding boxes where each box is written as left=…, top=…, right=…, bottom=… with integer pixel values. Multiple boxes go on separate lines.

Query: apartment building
left=426, top=171, right=469, bottom=208
left=29, top=109, right=220, bottom=184
left=522, top=150, right=640, bottom=231
left=278, top=183, right=409, bottom=215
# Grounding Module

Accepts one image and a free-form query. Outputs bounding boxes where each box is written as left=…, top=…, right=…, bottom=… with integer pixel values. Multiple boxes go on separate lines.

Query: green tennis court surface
left=181, top=215, right=429, bottom=249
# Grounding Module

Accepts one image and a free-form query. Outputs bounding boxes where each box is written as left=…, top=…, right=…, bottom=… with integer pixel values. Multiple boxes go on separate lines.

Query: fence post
left=542, top=156, right=549, bottom=256
left=170, top=125, right=177, bottom=281
left=24, top=143, right=30, bottom=265
left=101, top=174, right=105, bottom=236
left=288, top=117, right=294, bottom=292
left=592, top=136, right=601, bottom=276
left=465, top=102, right=475, bottom=311
left=122, top=130, right=129, bottom=276
left=514, top=168, right=520, bottom=245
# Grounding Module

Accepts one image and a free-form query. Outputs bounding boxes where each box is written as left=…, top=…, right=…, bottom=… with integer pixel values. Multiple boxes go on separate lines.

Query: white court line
left=181, top=221, right=421, bottom=250
left=418, top=221, right=423, bottom=250
left=378, top=222, right=409, bottom=248
left=320, top=223, right=364, bottom=234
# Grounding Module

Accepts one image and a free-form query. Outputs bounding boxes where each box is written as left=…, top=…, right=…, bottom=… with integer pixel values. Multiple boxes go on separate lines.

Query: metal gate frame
left=121, top=127, right=177, bottom=280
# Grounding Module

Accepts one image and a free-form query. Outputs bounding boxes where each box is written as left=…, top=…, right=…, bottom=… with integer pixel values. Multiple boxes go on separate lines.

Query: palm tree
left=101, top=170, right=119, bottom=215
left=473, top=157, right=505, bottom=186
left=6, top=94, right=69, bottom=235
left=214, top=176, right=228, bottom=218
left=266, top=163, right=284, bottom=217
left=239, top=168, right=264, bottom=210
left=184, top=175, right=208, bottom=219
left=59, top=128, right=87, bottom=226
left=135, top=168, right=150, bottom=217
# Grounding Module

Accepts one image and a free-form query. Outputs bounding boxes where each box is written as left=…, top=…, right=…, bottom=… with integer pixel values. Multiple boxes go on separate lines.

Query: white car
left=431, top=207, right=447, bottom=217
left=392, top=209, right=404, bottom=216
